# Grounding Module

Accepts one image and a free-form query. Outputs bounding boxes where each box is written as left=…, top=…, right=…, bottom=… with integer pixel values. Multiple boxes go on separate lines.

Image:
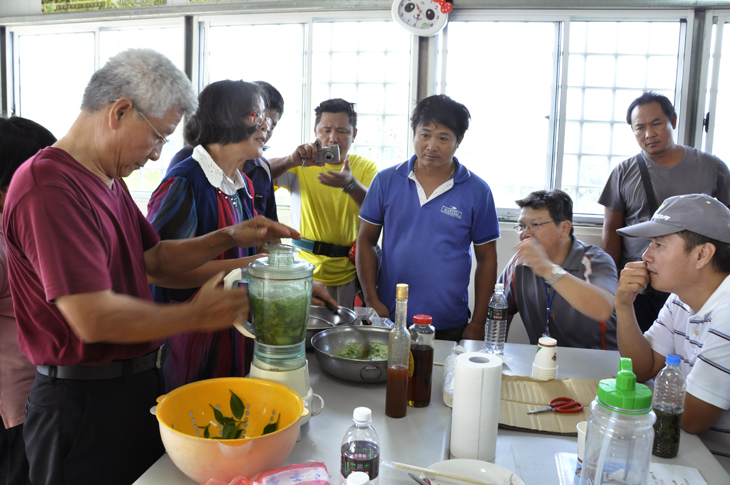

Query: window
left=701, top=14, right=730, bottom=165
left=15, top=32, right=94, bottom=139
left=564, top=21, right=681, bottom=214
left=10, top=21, right=184, bottom=211
left=311, top=21, right=412, bottom=169
left=439, top=21, right=558, bottom=212
left=206, top=23, right=305, bottom=162
left=438, top=13, right=687, bottom=217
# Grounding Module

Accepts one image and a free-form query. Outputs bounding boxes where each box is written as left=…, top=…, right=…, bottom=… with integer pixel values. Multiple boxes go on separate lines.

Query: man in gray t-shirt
left=499, top=190, right=618, bottom=350
left=598, top=92, right=730, bottom=331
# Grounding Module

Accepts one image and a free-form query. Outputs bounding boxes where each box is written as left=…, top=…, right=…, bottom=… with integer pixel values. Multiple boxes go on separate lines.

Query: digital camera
left=314, top=144, right=340, bottom=164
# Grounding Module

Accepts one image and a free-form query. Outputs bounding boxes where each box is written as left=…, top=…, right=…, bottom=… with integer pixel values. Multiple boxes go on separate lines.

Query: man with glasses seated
left=499, top=190, right=618, bottom=349
left=269, top=98, right=378, bottom=309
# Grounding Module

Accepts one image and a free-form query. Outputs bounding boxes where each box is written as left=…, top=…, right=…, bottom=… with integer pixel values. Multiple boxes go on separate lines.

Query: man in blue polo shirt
left=357, top=95, right=500, bottom=341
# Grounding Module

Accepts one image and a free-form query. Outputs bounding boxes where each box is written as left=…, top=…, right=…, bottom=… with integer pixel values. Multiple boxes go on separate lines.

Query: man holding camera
left=270, top=98, right=378, bottom=308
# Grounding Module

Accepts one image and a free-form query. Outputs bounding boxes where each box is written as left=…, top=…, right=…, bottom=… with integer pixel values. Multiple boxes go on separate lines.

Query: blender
left=223, top=244, right=323, bottom=425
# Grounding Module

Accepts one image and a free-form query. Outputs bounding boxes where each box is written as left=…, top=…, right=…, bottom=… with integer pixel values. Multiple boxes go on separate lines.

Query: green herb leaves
left=202, top=389, right=283, bottom=440
left=262, top=414, right=280, bottom=435
left=205, top=389, right=248, bottom=440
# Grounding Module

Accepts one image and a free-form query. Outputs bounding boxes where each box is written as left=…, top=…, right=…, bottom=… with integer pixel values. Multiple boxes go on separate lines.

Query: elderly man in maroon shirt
left=2, top=48, right=299, bottom=485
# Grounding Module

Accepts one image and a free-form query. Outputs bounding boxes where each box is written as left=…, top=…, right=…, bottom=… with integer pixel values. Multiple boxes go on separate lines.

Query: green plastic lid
left=596, top=357, right=653, bottom=414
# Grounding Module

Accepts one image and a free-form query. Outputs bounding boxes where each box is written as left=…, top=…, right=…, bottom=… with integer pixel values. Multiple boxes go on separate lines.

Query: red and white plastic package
left=200, top=461, right=329, bottom=485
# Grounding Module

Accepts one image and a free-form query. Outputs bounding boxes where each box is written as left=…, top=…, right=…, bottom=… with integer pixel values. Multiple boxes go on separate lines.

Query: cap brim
left=616, top=220, right=684, bottom=239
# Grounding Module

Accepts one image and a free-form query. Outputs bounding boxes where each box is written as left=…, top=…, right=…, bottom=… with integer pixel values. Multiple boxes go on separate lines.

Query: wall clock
left=391, top=0, right=452, bottom=37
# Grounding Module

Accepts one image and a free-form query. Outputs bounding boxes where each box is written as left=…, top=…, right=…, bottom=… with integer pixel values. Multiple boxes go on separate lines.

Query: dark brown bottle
left=407, top=314, right=435, bottom=407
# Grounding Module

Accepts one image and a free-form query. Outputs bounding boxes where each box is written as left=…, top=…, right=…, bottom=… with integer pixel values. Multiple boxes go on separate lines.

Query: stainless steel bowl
left=306, top=305, right=357, bottom=349
left=310, top=326, right=390, bottom=383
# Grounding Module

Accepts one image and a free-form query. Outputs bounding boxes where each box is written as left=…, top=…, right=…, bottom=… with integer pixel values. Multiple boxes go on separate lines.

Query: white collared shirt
left=408, top=168, right=455, bottom=206
left=192, top=145, right=248, bottom=196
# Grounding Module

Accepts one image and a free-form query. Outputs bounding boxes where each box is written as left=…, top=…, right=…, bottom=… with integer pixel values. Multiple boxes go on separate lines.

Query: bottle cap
left=596, top=357, right=653, bottom=413
left=396, top=283, right=408, bottom=300
left=346, top=472, right=371, bottom=485
left=413, top=314, right=432, bottom=325
left=353, top=407, right=372, bottom=423
left=495, top=283, right=504, bottom=291
left=666, top=354, right=681, bottom=366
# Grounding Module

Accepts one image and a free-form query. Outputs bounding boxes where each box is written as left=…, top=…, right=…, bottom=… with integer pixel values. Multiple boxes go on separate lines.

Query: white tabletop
left=134, top=341, right=730, bottom=485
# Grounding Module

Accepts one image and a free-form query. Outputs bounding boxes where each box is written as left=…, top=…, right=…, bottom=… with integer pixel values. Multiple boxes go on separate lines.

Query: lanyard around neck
left=542, top=279, right=556, bottom=337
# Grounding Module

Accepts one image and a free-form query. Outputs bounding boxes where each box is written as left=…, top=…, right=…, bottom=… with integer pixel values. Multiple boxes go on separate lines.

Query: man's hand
left=227, top=216, right=301, bottom=247
left=616, top=261, right=650, bottom=307
left=462, top=322, right=485, bottom=340
left=294, top=142, right=325, bottom=168
left=311, top=282, right=338, bottom=308
left=319, top=158, right=353, bottom=188
left=513, top=238, right=553, bottom=279
left=189, top=272, right=250, bottom=332
left=371, top=300, right=391, bottom=319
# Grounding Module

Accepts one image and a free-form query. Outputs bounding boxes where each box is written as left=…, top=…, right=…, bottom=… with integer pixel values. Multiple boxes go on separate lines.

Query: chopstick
left=391, top=461, right=495, bottom=485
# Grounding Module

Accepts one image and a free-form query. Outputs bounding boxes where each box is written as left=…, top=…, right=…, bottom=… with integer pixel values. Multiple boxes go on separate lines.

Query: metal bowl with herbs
left=310, top=326, right=390, bottom=383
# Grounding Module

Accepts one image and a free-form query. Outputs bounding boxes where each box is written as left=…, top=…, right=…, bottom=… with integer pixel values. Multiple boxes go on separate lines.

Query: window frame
left=3, top=7, right=706, bottom=222
left=439, top=8, right=696, bottom=223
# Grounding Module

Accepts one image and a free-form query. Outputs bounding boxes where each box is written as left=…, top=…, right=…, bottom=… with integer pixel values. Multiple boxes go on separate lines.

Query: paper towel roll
left=450, top=352, right=502, bottom=462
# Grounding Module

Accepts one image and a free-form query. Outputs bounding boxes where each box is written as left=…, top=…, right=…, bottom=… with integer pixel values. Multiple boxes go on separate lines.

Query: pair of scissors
left=527, top=397, right=584, bottom=414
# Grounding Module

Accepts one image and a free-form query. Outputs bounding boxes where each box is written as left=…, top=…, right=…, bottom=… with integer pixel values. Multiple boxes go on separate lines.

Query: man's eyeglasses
left=513, top=220, right=556, bottom=234
left=249, top=112, right=271, bottom=128
left=134, top=105, right=169, bottom=147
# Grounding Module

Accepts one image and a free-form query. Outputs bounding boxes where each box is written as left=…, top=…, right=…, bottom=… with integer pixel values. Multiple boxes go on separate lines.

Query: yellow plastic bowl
left=155, top=377, right=309, bottom=483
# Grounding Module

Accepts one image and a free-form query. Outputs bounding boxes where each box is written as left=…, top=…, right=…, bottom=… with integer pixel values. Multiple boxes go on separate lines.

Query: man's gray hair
left=81, top=48, right=197, bottom=118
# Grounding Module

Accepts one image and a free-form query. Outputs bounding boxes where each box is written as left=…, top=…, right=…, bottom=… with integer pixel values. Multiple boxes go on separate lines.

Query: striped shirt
left=645, top=274, right=730, bottom=461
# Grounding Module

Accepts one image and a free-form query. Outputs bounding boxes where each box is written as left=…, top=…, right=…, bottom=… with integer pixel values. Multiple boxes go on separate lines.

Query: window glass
left=311, top=21, right=411, bottom=169
left=17, top=32, right=95, bottom=140
left=440, top=21, right=557, bottom=209
left=563, top=21, right=680, bottom=215
left=704, top=22, right=730, bottom=164
left=207, top=23, right=305, bottom=162
left=99, top=26, right=184, bottom=207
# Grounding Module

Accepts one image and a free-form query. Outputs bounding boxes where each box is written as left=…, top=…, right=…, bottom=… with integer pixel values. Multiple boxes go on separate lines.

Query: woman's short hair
left=184, top=80, right=264, bottom=147
left=255, top=81, right=284, bottom=115
left=81, top=48, right=197, bottom=119
left=410, top=95, right=470, bottom=141
left=0, top=117, right=56, bottom=189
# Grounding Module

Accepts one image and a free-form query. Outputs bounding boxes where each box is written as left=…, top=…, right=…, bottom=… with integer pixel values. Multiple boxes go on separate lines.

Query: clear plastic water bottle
left=652, top=354, right=686, bottom=458
left=346, top=472, right=371, bottom=485
left=340, top=407, right=380, bottom=485
left=485, top=283, right=508, bottom=354
left=580, top=358, right=655, bottom=485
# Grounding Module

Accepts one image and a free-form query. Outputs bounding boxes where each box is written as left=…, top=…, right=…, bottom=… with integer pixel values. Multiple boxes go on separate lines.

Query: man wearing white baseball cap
left=615, top=193, right=730, bottom=471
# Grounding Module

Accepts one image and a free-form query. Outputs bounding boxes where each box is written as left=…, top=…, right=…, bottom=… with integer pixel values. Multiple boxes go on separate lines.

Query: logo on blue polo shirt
left=441, top=205, right=462, bottom=219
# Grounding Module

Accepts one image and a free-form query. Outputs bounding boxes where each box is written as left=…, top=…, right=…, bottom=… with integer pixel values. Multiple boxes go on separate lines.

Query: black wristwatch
left=342, top=178, right=356, bottom=194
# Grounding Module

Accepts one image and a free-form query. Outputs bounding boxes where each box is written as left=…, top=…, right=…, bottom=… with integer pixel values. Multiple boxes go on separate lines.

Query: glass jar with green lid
left=580, top=357, right=656, bottom=485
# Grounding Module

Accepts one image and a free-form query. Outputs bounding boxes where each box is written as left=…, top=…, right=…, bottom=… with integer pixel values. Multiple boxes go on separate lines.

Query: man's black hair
left=626, top=91, right=677, bottom=125
left=516, top=189, right=574, bottom=237
left=0, top=117, right=57, bottom=189
left=314, top=98, right=357, bottom=130
left=410, top=94, right=470, bottom=141
left=677, top=230, right=730, bottom=274
left=184, top=80, right=263, bottom=146
left=254, top=81, right=284, bottom=115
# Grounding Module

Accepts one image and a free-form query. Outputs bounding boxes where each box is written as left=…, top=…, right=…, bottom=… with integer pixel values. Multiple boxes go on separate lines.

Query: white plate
left=421, top=459, right=524, bottom=485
